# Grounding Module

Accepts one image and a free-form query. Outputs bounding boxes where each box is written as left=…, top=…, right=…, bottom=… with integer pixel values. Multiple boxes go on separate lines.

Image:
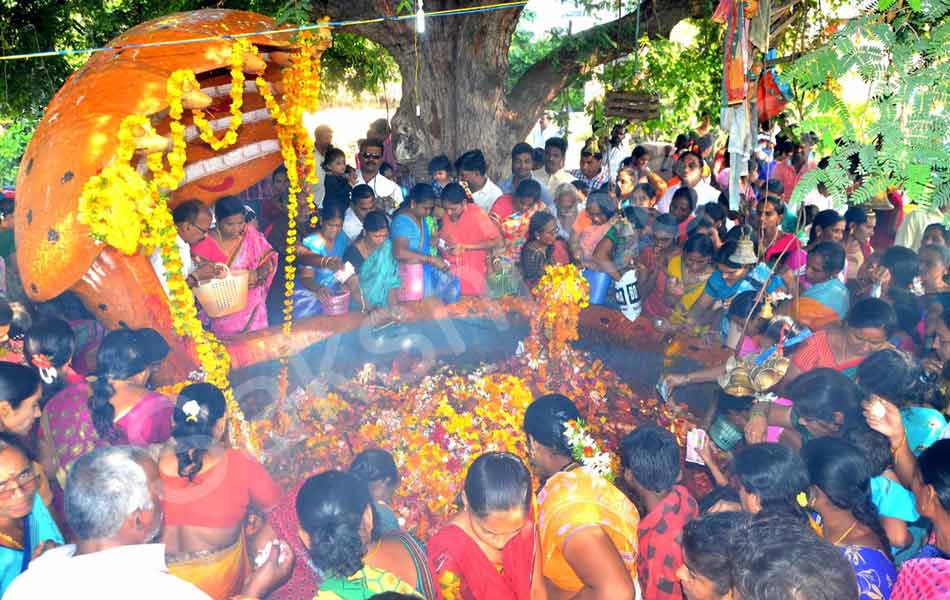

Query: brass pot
left=767, top=355, right=791, bottom=377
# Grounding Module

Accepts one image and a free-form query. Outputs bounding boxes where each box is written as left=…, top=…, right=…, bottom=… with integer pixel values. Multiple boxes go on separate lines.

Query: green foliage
left=785, top=3, right=950, bottom=209
left=507, top=14, right=588, bottom=117
left=597, top=19, right=722, bottom=139
left=319, top=33, right=399, bottom=98
left=0, top=115, right=39, bottom=186
left=0, top=0, right=284, bottom=119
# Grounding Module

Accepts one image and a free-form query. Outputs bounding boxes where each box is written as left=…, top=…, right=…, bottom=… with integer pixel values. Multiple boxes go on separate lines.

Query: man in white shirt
left=149, top=200, right=219, bottom=297
left=311, top=124, right=333, bottom=207
left=606, top=123, right=630, bottom=178
left=528, top=111, right=561, bottom=149
left=6, top=449, right=192, bottom=599
left=7, top=446, right=291, bottom=600
left=458, top=149, right=503, bottom=213
left=896, top=203, right=950, bottom=250
left=656, top=151, right=721, bottom=214
left=533, top=137, right=575, bottom=200
left=356, top=137, right=403, bottom=210
left=500, top=142, right=550, bottom=207
left=343, top=184, right=380, bottom=240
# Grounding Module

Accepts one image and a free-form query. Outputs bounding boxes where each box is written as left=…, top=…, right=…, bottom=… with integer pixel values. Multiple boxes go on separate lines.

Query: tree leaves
left=787, top=7, right=950, bottom=209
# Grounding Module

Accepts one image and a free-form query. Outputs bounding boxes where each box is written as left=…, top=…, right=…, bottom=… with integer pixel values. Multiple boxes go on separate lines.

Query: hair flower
left=31, top=353, right=53, bottom=370
left=182, top=399, right=201, bottom=423
left=563, top=419, right=615, bottom=482
left=796, top=491, right=809, bottom=508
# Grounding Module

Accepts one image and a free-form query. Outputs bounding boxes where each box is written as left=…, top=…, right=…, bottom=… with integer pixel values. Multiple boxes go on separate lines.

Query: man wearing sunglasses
left=149, top=199, right=222, bottom=297
left=356, top=138, right=403, bottom=211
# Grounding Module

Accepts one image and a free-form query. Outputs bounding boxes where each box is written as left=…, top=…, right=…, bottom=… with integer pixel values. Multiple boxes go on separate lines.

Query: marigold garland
left=245, top=27, right=329, bottom=395
left=190, top=39, right=250, bottom=151
left=74, top=31, right=336, bottom=455
left=525, top=264, right=590, bottom=382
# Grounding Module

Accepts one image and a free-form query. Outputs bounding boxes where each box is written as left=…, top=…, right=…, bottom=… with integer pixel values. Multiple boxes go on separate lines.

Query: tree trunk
left=320, top=0, right=702, bottom=179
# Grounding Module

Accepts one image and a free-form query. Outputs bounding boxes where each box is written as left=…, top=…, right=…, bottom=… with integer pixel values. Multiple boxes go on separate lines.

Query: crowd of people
left=0, top=116, right=947, bottom=600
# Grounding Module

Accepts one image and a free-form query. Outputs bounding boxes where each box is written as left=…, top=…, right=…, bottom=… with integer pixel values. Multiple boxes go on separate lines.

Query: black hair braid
left=174, top=437, right=210, bottom=482
left=172, top=413, right=215, bottom=481
left=845, top=483, right=893, bottom=561
left=88, top=377, right=121, bottom=443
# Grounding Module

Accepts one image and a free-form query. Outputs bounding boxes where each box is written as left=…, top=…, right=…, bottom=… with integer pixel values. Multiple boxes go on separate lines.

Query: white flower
left=182, top=400, right=201, bottom=420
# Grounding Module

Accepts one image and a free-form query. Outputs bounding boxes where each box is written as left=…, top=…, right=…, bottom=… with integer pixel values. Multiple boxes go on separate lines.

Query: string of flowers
left=563, top=418, right=615, bottom=482
left=190, top=39, right=251, bottom=151
left=250, top=27, right=330, bottom=397
left=74, top=31, right=338, bottom=455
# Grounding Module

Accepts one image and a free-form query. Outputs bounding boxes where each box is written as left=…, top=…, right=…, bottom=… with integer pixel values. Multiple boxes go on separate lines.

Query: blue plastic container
left=583, top=269, right=613, bottom=305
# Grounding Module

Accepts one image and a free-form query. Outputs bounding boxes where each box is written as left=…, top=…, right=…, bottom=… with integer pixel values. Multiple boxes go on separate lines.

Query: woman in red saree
left=191, top=196, right=277, bottom=336
left=427, top=452, right=540, bottom=600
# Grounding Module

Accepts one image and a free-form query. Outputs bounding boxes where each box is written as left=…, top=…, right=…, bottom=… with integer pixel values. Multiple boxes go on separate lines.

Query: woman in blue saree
left=343, top=210, right=402, bottom=309
left=293, top=204, right=351, bottom=319
left=803, top=438, right=896, bottom=600
left=0, top=433, right=63, bottom=596
left=688, top=239, right=785, bottom=341
left=391, top=184, right=458, bottom=302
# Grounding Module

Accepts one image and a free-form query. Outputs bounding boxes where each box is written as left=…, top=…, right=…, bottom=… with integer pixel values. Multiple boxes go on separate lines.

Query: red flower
left=583, top=446, right=594, bottom=457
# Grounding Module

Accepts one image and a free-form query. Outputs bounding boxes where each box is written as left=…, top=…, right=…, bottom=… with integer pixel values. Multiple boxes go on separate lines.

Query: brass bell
left=730, top=230, right=759, bottom=265
left=863, top=192, right=895, bottom=212
left=760, top=297, right=773, bottom=320
left=723, top=367, right=755, bottom=396
left=751, top=366, right=783, bottom=390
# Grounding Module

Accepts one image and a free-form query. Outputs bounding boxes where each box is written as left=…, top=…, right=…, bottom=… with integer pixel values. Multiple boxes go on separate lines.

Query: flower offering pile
left=255, top=265, right=698, bottom=537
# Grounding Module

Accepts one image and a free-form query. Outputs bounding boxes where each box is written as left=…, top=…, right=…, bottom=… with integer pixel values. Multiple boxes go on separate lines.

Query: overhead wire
left=0, top=0, right=529, bottom=62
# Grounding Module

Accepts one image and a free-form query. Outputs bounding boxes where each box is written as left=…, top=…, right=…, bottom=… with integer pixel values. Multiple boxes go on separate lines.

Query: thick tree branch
left=506, top=0, right=701, bottom=133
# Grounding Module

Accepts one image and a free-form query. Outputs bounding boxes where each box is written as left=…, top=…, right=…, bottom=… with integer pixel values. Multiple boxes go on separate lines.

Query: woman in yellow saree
left=666, top=234, right=716, bottom=326
left=524, top=394, right=640, bottom=600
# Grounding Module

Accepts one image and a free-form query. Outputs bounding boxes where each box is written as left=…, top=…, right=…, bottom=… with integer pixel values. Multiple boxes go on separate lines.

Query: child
left=678, top=511, right=750, bottom=600
left=349, top=448, right=402, bottom=535
left=321, top=147, right=351, bottom=214
left=428, top=154, right=453, bottom=194
left=621, top=424, right=699, bottom=600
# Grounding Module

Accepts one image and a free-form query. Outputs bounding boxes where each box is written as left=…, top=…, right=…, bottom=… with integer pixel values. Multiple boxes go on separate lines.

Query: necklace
left=830, top=518, right=858, bottom=546
left=0, top=528, right=22, bottom=550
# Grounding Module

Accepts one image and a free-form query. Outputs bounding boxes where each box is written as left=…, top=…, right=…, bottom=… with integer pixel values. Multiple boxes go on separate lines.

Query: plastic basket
left=398, top=263, right=425, bottom=302
left=193, top=266, right=249, bottom=318
left=709, top=416, right=744, bottom=452
left=320, top=288, right=351, bottom=316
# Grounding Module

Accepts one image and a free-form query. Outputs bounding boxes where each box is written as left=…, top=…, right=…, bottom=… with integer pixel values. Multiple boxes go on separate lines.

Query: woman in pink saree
left=191, top=196, right=277, bottom=336
left=39, top=328, right=173, bottom=491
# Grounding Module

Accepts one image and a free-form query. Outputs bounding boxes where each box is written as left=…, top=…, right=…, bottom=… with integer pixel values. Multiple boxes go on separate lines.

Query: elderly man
left=6, top=447, right=291, bottom=599
left=312, top=124, right=333, bottom=207
left=149, top=199, right=221, bottom=297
